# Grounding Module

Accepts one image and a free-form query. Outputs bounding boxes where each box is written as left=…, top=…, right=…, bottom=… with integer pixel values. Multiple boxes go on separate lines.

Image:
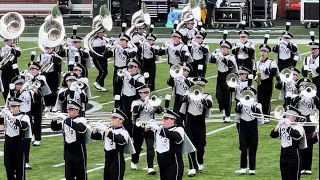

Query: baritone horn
left=239, top=90, right=255, bottom=106
left=170, top=64, right=183, bottom=78
left=279, top=68, right=293, bottom=83
left=226, top=73, right=239, bottom=88
left=147, top=91, right=162, bottom=107
left=189, top=85, right=204, bottom=101
left=301, top=82, right=317, bottom=98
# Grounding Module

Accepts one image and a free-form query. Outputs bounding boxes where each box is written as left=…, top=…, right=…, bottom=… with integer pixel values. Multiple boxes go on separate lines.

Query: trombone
left=226, top=73, right=239, bottom=88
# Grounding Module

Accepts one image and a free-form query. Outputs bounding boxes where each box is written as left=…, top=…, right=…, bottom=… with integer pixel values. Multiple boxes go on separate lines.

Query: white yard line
left=89, top=96, right=100, bottom=100
left=52, top=162, right=65, bottom=168
left=59, top=123, right=236, bottom=179
left=21, top=47, right=38, bottom=51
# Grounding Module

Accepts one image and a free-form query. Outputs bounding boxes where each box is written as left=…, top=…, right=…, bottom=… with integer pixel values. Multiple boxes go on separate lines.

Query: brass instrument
left=226, top=73, right=239, bottom=88
left=301, top=82, right=317, bottom=98
left=75, top=80, right=85, bottom=89
left=117, top=68, right=131, bottom=77
left=176, top=0, right=201, bottom=31
left=125, top=2, right=151, bottom=37
left=239, top=90, right=255, bottom=106
left=39, top=56, right=54, bottom=74
left=84, top=5, right=113, bottom=58
left=279, top=68, right=293, bottom=83
left=255, top=71, right=261, bottom=86
left=0, top=12, right=25, bottom=66
left=189, top=85, right=204, bottom=101
left=308, top=69, right=313, bottom=81
left=169, top=64, right=183, bottom=78
left=135, top=118, right=163, bottom=128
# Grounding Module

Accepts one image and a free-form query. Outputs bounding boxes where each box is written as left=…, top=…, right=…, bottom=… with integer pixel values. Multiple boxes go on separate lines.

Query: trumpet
left=74, top=80, right=85, bottom=89
left=189, top=85, right=204, bottom=101
left=117, top=68, right=131, bottom=77
left=135, top=118, right=163, bottom=128
left=147, top=91, right=162, bottom=107
left=226, top=73, right=239, bottom=88
left=279, top=68, right=293, bottom=83
left=255, top=71, right=261, bottom=86
left=170, top=64, right=183, bottom=78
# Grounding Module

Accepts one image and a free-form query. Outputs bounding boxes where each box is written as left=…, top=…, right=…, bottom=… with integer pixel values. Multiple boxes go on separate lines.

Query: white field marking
left=142, top=165, right=159, bottom=170
left=52, top=162, right=65, bottom=167
left=59, top=124, right=236, bottom=179
left=100, top=75, right=218, bottom=106
left=21, top=47, right=38, bottom=51
left=0, top=151, right=3, bottom=157
left=89, top=96, right=100, bottom=100
left=87, top=100, right=103, bottom=113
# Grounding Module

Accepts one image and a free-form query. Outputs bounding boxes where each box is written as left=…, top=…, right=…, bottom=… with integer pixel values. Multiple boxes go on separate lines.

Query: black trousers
left=191, top=60, right=207, bottom=77
left=44, top=72, right=60, bottom=107
left=185, top=113, right=206, bottom=170
left=312, top=76, right=320, bottom=110
left=4, top=137, right=26, bottom=180
left=280, top=148, right=301, bottom=180
left=142, top=62, right=156, bottom=91
left=157, top=153, right=184, bottom=180
left=131, top=126, right=155, bottom=168
left=257, top=78, right=273, bottom=117
left=1, top=69, right=16, bottom=101
left=278, top=58, right=295, bottom=72
left=236, top=58, right=253, bottom=71
left=120, top=95, right=136, bottom=136
left=205, top=4, right=214, bottom=27
left=31, top=98, right=43, bottom=141
left=173, top=95, right=185, bottom=127
left=301, top=117, right=315, bottom=171
left=104, top=151, right=125, bottom=180
left=113, top=66, right=125, bottom=96
left=239, top=119, right=258, bottom=170
left=65, top=150, right=87, bottom=180
left=24, top=111, right=32, bottom=163
left=216, top=74, right=232, bottom=116
left=93, top=58, right=108, bottom=87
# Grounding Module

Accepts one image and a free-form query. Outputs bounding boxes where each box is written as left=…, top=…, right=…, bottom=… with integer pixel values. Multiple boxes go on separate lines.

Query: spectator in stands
left=58, top=0, right=72, bottom=15
left=205, top=0, right=217, bottom=28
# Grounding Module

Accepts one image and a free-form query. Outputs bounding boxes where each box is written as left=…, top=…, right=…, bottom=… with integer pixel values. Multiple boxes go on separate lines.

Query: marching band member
left=28, top=62, right=51, bottom=146
left=210, top=31, right=238, bottom=123
left=232, top=22, right=255, bottom=71
left=291, top=78, right=319, bottom=175
left=147, top=109, right=187, bottom=180
left=73, top=63, right=91, bottom=99
left=2, top=97, right=31, bottom=180
left=114, top=58, right=145, bottom=136
left=55, top=72, right=88, bottom=117
left=167, top=62, right=194, bottom=126
left=67, top=25, right=91, bottom=76
left=0, top=38, right=21, bottom=100
left=302, top=31, right=319, bottom=110
left=131, top=19, right=147, bottom=52
left=162, top=30, right=193, bottom=67
left=51, top=99, right=88, bottom=180
left=91, top=27, right=110, bottom=92
left=140, top=25, right=162, bottom=91
left=91, top=108, right=135, bottom=180
left=7, top=75, right=33, bottom=169
left=130, top=84, right=163, bottom=174
left=253, top=34, right=278, bottom=124
left=272, top=22, right=299, bottom=71
left=275, top=67, right=300, bottom=107
left=189, top=26, right=210, bottom=77
left=235, top=87, right=264, bottom=175
left=36, top=45, right=62, bottom=112
left=270, top=106, right=307, bottom=180
left=179, top=17, right=197, bottom=45
left=180, top=77, right=213, bottom=177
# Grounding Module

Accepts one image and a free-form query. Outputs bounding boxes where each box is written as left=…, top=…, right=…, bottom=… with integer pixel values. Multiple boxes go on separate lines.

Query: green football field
left=0, top=41, right=318, bottom=180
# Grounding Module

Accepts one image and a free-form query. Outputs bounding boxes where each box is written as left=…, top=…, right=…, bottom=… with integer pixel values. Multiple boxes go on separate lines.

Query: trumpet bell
left=0, top=12, right=25, bottom=39
left=301, top=82, right=317, bottom=98
left=279, top=68, right=293, bottom=83
left=189, top=85, right=204, bottom=101
left=310, top=108, right=319, bottom=122
left=147, top=92, right=162, bottom=106
left=170, top=64, right=183, bottom=78
left=226, top=73, right=238, bottom=88
left=239, top=90, right=255, bottom=106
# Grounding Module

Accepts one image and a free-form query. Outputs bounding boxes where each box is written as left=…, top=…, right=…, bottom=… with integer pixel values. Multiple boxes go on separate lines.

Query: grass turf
left=0, top=42, right=318, bottom=179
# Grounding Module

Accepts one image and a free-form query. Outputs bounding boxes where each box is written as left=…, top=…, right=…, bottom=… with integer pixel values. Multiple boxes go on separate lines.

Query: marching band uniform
left=130, top=84, right=163, bottom=174
left=275, top=67, right=300, bottom=107
left=302, top=32, right=319, bottom=110
left=36, top=48, right=62, bottom=111
left=73, top=63, right=92, bottom=99
left=189, top=30, right=210, bottom=77
left=67, top=26, right=91, bottom=76
left=91, top=28, right=110, bottom=92
left=147, top=110, right=189, bottom=180
left=210, top=33, right=238, bottom=123
left=270, top=106, right=307, bottom=180
left=131, top=21, right=147, bottom=64
left=91, top=108, right=135, bottom=180
left=179, top=17, right=197, bottom=45
left=232, top=25, right=255, bottom=71
left=253, top=36, right=278, bottom=124
left=1, top=38, right=21, bottom=100
left=51, top=99, right=88, bottom=180
left=114, top=59, right=145, bottom=136
left=28, top=62, right=51, bottom=146
left=291, top=78, right=319, bottom=175
left=6, top=75, right=33, bottom=169
left=2, top=97, right=31, bottom=180
left=167, top=63, right=194, bottom=126
left=162, top=30, right=193, bottom=67
left=180, top=77, right=213, bottom=176
left=235, top=88, right=264, bottom=175
left=272, top=23, right=299, bottom=71
left=140, top=25, right=162, bottom=91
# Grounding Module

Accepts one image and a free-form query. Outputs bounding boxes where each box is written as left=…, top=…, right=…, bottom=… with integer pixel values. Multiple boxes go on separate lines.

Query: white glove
left=277, top=118, right=291, bottom=129
left=9, top=83, right=15, bottom=90
left=216, top=52, right=223, bottom=58
left=281, top=40, right=288, bottom=45
left=316, top=125, right=319, bottom=133
left=22, top=82, right=29, bottom=91
left=2, top=109, right=13, bottom=119
left=152, top=45, right=160, bottom=50
left=187, top=41, right=192, bottom=47
left=69, top=84, right=77, bottom=91
left=69, top=46, right=78, bottom=51
left=26, top=73, right=33, bottom=80
left=124, top=71, right=132, bottom=79
left=236, top=42, right=244, bottom=49
left=259, top=65, right=267, bottom=71
left=76, top=88, right=82, bottom=94
left=56, top=113, right=68, bottom=121
left=309, top=64, right=318, bottom=70
left=239, top=82, right=246, bottom=90
left=147, top=119, right=161, bottom=131
left=285, top=91, right=293, bottom=98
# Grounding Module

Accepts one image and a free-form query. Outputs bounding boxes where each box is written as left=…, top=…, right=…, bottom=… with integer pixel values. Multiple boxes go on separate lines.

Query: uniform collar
left=13, top=111, right=22, bottom=116
left=112, top=125, right=123, bottom=129
left=70, top=115, right=80, bottom=120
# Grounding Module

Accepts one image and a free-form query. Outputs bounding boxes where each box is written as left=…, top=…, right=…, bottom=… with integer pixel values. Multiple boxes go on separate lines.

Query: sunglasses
left=311, top=48, right=318, bottom=50
left=4, top=39, right=9, bottom=42
left=187, top=23, right=194, bottom=25
left=128, top=65, right=136, bottom=68
left=163, top=117, right=175, bottom=120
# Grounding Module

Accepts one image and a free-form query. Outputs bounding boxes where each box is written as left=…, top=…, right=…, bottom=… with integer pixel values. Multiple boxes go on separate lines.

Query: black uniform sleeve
left=200, top=46, right=209, bottom=55
left=167, top=77, right=175, bottom=87
left=275, top=81, right=284, bottom=90
left=287, top=127, right=302, bottom=139
left=59, top=89, right=69, bottom=102
left=181, top=36, right=189, bottom=45
left=52, top=56, right=62, bottom=72
left=80, top=92, right=88, bottom=104
left=180, top=95, right=189, bottom=103
left=155, top=106, right=164, bottom=114
left=14, top=117, right=29, bottom=130
left=159, top=128, right=183, bottom=143
left=51, top=120, right=62, bottom=131
left=129, top=77, right=144, bottom=88
left=81, top=49, right=90, bottom=59
left=232, top=47, right=239, bottom=55
left=291, top=96, right=301, bottom=106
left=65, top=118, right=87, bottom=133
left=114, top=77, right=123, bottom=96
left=132, top=104, right=144, bottom=114
left=272, top=45, right=279, bottom=53
left=287, top=43, right=298, bottom=53
left=179, top=49, right=189, bottom=63
left=201, top=98, right=213, bottom=108
left=210, top=56, right=217, bottom=64
left=235, top=103, right=243, bottom=113
left=270, top=128, right=280, bottom=138
left=107, top=131, right=126, bottom=144
left=91, top=131, right=103, bottom=140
